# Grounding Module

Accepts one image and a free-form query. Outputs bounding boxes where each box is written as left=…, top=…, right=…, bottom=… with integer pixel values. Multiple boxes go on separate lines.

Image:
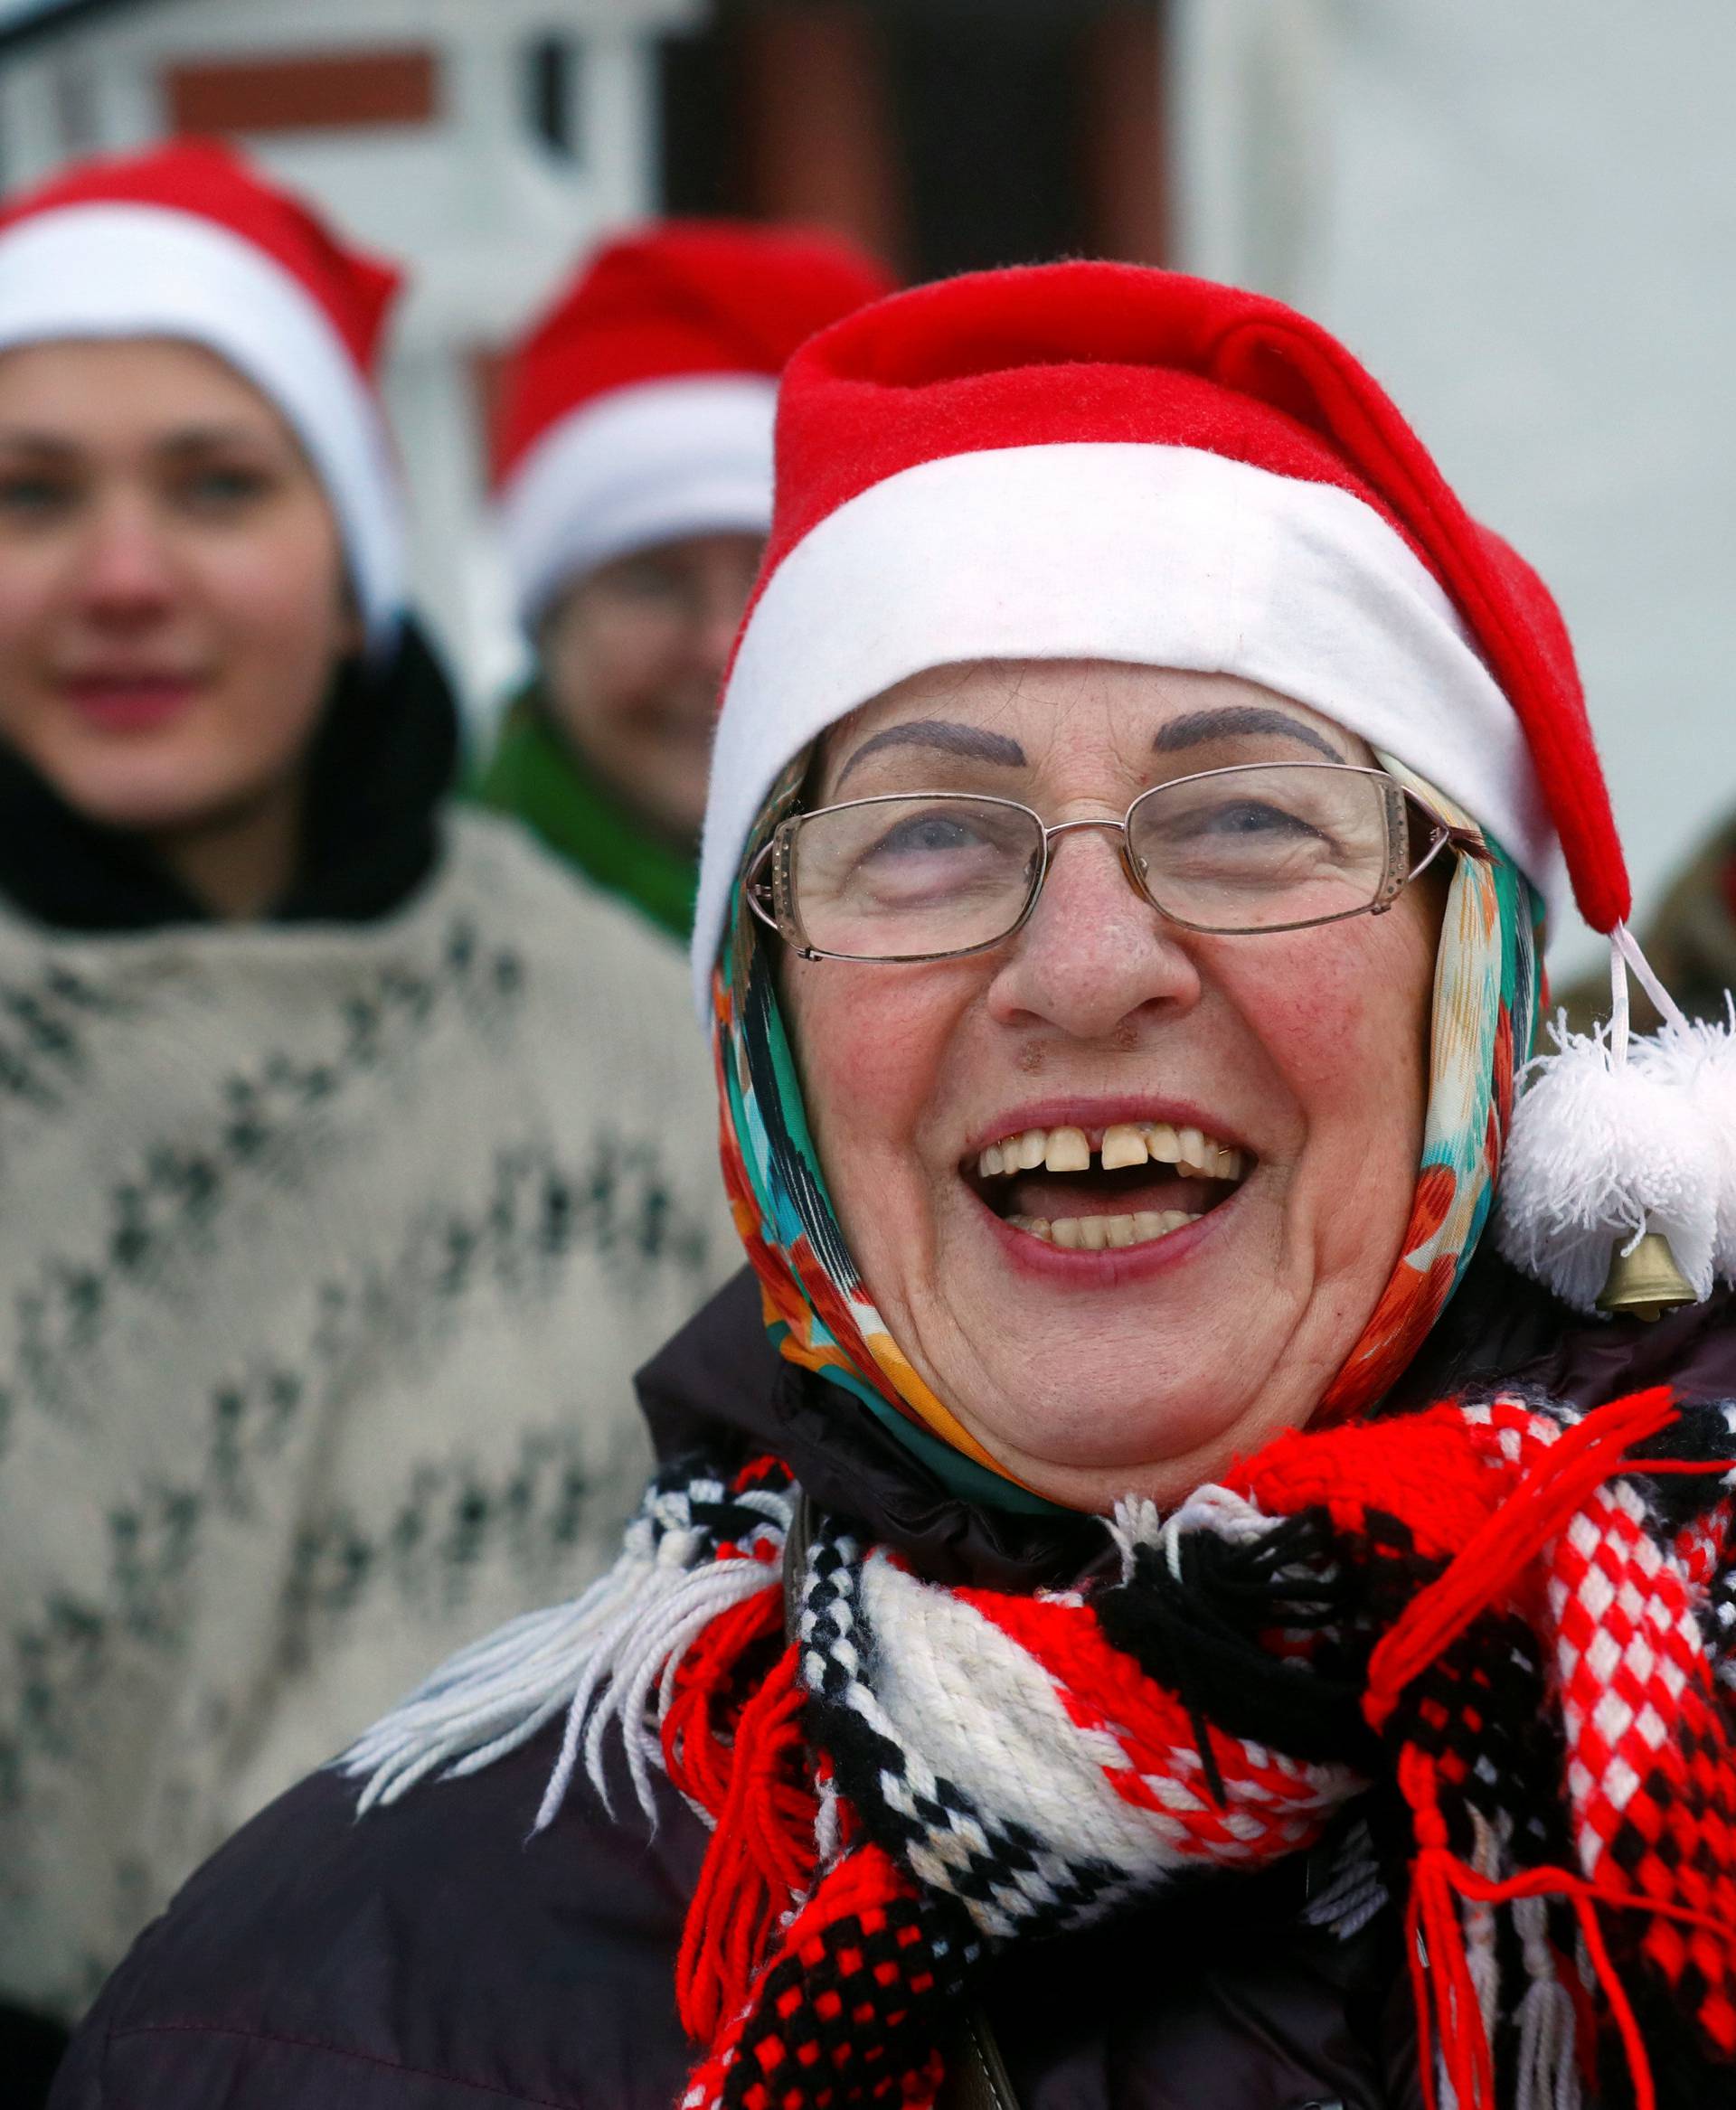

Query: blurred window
left=527, top=36, right=584, bottom=163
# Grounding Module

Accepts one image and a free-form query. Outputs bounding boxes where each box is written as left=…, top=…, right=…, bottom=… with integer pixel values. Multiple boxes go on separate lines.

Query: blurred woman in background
left=0, top=140, right=738, bottom=2070
left=476, top=222, right=891, bottom=941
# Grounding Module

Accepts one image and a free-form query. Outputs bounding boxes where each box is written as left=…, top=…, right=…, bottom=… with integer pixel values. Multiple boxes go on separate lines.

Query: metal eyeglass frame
left=742, top=761, right=1490, bottom=965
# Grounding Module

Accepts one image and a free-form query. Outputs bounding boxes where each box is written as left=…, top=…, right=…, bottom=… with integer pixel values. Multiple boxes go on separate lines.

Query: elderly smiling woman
left=53, top=268, right=1736, bottom=2110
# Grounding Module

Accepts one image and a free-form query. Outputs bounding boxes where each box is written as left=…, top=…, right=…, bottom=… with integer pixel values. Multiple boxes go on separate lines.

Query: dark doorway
left=657, top=0, right=1166, bottom=281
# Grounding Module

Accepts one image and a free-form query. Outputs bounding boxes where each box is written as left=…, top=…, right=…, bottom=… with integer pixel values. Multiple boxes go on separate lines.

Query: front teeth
left=1100, top=1124, right=1146, bottom=1170
left=1007, top=1210, right=1199, bottom=1249
left=1043, top=1126, right=1090, bottom=1173
left=976, top=1124, right=1243, bottom=1181
left=1014, top=1129, right=1048, bottom=1170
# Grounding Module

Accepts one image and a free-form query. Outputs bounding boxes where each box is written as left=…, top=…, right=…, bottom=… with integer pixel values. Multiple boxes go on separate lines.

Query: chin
left=37, top=751, right=249, bottom=836
left=980, top=1399, right=1308, bottom=1513
left=969, top=1353, right=1266, bottom=1478
left=649, top=791, right=710, bottom=844
left=948, top=1246, right=1363, bottom=1505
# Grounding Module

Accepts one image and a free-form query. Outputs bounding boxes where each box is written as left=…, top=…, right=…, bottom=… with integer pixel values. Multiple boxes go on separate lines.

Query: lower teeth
left=1006, top=1210, right=1199, bottom=1251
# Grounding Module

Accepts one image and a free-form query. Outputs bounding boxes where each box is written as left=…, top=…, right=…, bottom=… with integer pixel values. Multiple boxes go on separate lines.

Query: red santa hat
left=493, top=221, right=892, bottom=628
left=0, top=139, right=405, bottom=646
left=697, top=261, right=1735, bottom=1316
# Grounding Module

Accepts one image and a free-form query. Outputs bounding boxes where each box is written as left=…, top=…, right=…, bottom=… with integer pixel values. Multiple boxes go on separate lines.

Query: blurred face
left=781, top=661, right=1443, bottom=1512
left=0, top=339, right=356, bottom=851
left=539, top=531, right=761, bottom=846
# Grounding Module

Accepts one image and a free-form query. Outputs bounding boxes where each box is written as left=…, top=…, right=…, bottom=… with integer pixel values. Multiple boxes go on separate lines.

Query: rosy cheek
left=1205, top=956, right=1420, bottom=1231
left=0, top=573, right=55, bottom=654
left=793, top=975, right=951, bottom=1170
left=1280, top=993, right=1385, bottom=1097
left=213, top=561, right=322, bottom=638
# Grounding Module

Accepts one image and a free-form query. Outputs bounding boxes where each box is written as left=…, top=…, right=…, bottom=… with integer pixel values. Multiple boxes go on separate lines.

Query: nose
left=687, top=589, right=745, bottom=687
left=986, top=824, right=1203, bottom=1039
left=694, top=618, right=738, bottom=689
left=75, top=494, right=179, bottom=625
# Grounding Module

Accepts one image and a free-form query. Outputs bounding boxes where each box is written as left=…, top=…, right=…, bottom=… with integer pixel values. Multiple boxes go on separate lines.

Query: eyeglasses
left=743, top=762, right=1486, bottom=965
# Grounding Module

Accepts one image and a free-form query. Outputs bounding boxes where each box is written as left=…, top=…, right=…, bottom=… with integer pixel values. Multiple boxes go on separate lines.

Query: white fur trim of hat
left=498, top=373, right=777, bottom=630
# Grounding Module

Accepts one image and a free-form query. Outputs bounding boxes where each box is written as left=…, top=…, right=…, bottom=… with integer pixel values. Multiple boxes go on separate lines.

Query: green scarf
left=472, top=696, right=698, bottom=944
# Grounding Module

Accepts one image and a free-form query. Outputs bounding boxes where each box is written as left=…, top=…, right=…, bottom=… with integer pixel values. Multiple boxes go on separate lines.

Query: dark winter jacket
left=47, top=1254, right=1736, bottom=2110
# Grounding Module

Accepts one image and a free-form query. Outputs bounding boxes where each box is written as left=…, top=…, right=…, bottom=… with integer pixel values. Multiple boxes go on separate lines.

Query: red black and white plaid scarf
left=349, top=1387, right=1736, bottom=2110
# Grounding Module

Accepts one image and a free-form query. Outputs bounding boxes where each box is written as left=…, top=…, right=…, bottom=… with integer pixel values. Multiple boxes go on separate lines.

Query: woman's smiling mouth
left=964, top=1116, right=1251, bottom=1251
left=58, top=668, right=205, bottom=734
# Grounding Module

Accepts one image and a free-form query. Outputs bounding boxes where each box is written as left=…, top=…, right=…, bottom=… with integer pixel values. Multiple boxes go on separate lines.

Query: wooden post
left=1080, top=4, right=1169, bottom=267
left=735, top=0, right=905, bottom=273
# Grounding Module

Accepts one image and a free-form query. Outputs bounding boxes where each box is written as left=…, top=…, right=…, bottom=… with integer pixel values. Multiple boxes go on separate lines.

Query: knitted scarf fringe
left=344, top=1465, right=793, bottom=1826
left=342, top=1394, right=1736, bottom=2110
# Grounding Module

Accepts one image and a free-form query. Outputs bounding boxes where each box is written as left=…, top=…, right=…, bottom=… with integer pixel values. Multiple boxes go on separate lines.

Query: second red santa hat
left=493, top=221, right=892, bottom=628
left=0, top=139, right=406, bottom=646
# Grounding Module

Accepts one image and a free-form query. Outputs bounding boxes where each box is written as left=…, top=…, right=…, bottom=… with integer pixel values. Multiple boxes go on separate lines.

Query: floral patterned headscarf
left=711, top=746, right=1543, bottom=1512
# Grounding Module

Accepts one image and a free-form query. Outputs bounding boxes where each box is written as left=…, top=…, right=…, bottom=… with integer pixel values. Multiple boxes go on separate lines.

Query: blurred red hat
left=495, top=220, right=892, bottom=626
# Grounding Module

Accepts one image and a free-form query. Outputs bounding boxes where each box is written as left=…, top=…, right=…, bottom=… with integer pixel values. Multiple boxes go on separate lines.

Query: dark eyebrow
left=0, top=429, right=79, bottom=457
left=836, top=718, right=1027, bottom=787
left=156, top=424, right=278, bottom=456
left=1153, top=705, right=1346, bottom=763
left=0, top=423, right=275, bottom=458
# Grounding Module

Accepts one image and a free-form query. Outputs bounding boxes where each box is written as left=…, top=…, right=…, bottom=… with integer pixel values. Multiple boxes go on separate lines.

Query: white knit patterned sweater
left=0, top=811, right=737, bottom=2020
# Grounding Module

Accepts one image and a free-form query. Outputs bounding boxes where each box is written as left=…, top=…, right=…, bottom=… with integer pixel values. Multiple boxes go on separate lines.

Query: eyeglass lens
left=784, top=767, right=1408, bottom=960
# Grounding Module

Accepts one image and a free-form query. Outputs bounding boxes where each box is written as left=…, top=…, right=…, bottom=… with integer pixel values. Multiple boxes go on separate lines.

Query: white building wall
left=1172, top=0, right=1736, bottom=982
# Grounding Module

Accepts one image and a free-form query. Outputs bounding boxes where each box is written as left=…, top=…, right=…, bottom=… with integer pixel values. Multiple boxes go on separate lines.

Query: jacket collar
left=634, top=1268, right=1105, bottom=1590
left=472, top=693, right=697, bottom=942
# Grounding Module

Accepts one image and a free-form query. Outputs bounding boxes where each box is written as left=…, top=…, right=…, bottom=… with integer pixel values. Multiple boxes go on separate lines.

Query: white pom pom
left=1496, top=928, right=1732, bottom=1314
left=1633, top=1001, right=1736, bottom=1277
left=1495, top=1014, right=1714, bottom=1312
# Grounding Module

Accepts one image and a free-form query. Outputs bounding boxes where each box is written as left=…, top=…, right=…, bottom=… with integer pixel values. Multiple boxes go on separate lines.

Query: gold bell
left=1594, top=1230, right=1696, bottom=1323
